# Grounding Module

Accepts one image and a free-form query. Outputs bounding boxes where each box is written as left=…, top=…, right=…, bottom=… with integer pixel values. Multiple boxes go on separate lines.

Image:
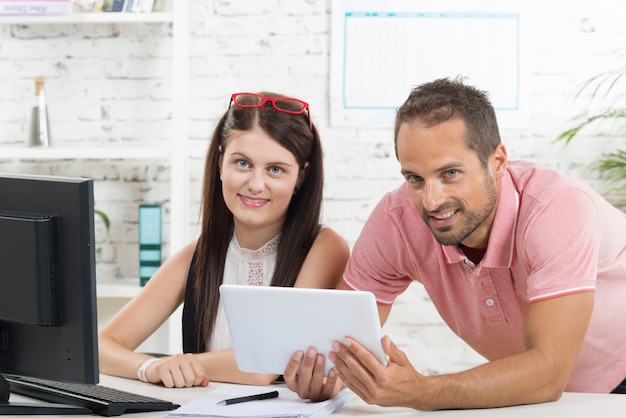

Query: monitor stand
left=0, top=374, right=90, bottom=415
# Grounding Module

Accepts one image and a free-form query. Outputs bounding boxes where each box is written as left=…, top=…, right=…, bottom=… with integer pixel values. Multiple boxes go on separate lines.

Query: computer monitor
left=0, top=172, right=98, bottom=414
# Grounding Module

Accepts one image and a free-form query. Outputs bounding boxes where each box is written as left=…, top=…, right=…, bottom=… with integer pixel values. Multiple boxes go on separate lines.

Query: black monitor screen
left=0, top=173, right=98, bottom=387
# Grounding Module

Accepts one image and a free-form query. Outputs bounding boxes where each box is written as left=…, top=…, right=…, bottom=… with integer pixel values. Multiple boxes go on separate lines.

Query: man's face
left=397, top=117, right=505, bottom=249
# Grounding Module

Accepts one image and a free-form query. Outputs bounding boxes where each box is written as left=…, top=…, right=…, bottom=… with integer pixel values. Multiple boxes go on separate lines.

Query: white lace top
left=209, top=233, right=280, bottom=351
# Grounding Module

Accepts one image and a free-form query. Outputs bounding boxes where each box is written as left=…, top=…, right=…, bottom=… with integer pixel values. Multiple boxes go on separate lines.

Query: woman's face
left=219, top=126, right=302, bottom=247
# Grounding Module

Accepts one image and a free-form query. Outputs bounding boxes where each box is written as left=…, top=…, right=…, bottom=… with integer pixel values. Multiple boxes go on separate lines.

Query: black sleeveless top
left=181, top=249, right=199, bottom=353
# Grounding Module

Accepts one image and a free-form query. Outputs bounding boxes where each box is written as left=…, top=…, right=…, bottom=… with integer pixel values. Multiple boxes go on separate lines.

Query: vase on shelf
left=28, top=76, right=51, bottom=148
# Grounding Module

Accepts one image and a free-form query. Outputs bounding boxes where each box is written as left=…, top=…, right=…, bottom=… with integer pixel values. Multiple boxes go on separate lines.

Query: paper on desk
left=166, top=385, right=354, bottom=418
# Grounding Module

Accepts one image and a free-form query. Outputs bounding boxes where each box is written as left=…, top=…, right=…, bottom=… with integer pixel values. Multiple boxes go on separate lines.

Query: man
left=283, top=77, right=626, bottom=410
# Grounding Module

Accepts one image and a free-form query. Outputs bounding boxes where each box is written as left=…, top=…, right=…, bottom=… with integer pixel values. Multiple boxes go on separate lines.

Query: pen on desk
left=216, top=390, right=279, bottom=406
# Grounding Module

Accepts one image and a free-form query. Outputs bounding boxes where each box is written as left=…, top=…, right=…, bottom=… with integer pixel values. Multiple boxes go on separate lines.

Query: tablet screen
left=219, top=284, right=387, bottom=376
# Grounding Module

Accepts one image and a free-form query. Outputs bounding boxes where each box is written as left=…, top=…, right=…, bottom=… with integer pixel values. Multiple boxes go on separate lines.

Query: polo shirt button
left=485, top=298, right=495, bottom=307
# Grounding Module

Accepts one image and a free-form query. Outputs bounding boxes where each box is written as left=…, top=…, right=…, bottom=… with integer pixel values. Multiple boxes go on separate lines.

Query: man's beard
left=422, top=174, right=497, bottom=246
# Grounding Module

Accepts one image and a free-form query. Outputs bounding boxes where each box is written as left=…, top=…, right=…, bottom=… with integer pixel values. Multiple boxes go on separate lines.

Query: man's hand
left=284, top=348, right=343, bottom=401
left=283, top=335, right=422, bottom=407
left=145, top=353, right=209, bottom=388
left=329, top=335, right=424, bottom=408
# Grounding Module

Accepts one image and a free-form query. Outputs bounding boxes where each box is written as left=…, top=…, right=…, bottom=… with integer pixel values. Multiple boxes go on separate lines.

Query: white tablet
left=219, top=284, right=387, bottom=376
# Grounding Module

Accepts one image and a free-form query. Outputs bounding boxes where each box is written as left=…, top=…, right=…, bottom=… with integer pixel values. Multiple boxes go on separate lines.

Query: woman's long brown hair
left=183, top=92, right=324, bottom=353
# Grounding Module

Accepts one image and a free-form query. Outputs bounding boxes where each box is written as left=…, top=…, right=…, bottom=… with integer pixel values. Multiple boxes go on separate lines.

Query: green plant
left=556, top=48, right=626, bottom=201
left=95, top=208, right=110, bottom=232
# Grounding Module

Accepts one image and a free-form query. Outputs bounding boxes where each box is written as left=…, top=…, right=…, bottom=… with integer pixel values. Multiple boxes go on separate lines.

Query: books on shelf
left=109, top=0, right=124, bottom=11
left=103, top=0, right=155, bottom=13
left=0, top=0, right=71, bottom=15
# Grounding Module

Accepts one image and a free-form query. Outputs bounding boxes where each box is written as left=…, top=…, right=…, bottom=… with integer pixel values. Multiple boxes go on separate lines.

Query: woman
left=98, top=92, right=350, bottom=388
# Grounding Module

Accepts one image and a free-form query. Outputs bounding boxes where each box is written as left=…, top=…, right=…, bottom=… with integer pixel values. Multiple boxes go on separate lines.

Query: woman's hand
left=144, top=353, right=209, bottom=388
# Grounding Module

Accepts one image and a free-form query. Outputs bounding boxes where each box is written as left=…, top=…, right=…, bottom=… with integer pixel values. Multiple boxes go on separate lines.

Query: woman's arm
left=98, top=241, right=196, bottom=383
left=294, top=227, right=350, bottom=289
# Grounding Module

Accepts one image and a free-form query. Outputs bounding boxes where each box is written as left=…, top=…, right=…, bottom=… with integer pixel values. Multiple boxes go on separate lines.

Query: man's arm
left=329, top=291, right=594, bottom=410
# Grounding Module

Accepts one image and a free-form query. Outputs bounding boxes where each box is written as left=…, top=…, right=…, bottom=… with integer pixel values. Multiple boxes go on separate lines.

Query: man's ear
left=491, top=144, right=508, bottom=179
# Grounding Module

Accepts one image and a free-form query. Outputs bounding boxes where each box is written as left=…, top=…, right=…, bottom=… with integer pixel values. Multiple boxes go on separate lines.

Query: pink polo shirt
left=344, top=160, right=626, bottom=393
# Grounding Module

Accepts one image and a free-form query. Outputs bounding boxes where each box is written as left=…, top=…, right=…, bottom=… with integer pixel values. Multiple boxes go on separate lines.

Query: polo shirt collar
left=441, top=170, right=519, bottom=269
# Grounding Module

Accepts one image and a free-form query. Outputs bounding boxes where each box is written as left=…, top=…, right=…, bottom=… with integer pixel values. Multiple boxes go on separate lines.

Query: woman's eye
left=236, top=160, right=249, bottom=168
left=269, top=166, right=283, bottom=175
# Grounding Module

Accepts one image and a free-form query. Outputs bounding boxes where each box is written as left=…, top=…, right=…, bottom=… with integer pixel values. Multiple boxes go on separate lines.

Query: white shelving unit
left=0, top=3, right=190, bottom=355
left=0, top=11, right=174, bottom=24
left=1, top=146, right=172, bottom=160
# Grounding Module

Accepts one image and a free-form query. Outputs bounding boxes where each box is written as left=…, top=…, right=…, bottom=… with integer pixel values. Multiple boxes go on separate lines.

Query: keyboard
left=3, top=374, right=180, bottom=416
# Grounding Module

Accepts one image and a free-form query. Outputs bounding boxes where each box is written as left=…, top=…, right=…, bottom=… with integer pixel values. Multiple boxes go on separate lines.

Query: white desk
left=8, top=374, right=626, bottom=417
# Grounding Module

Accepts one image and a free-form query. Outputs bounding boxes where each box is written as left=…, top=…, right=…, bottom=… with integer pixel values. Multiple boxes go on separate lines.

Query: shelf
left=0, top=146, right=172, bottom=160
left=0, top=12, right=173, bottom=24
left=0, top=1, right=189, bottom=355
left=97, top=278, right=143, bottom=299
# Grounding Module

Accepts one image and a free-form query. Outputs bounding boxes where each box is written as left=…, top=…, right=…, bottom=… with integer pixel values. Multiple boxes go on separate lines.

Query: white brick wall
left=1, top=0, right=624, bottom=373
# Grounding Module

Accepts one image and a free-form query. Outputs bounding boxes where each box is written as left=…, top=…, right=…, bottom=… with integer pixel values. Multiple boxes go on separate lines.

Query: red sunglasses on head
left=229, top=92, right=313, bottom=132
